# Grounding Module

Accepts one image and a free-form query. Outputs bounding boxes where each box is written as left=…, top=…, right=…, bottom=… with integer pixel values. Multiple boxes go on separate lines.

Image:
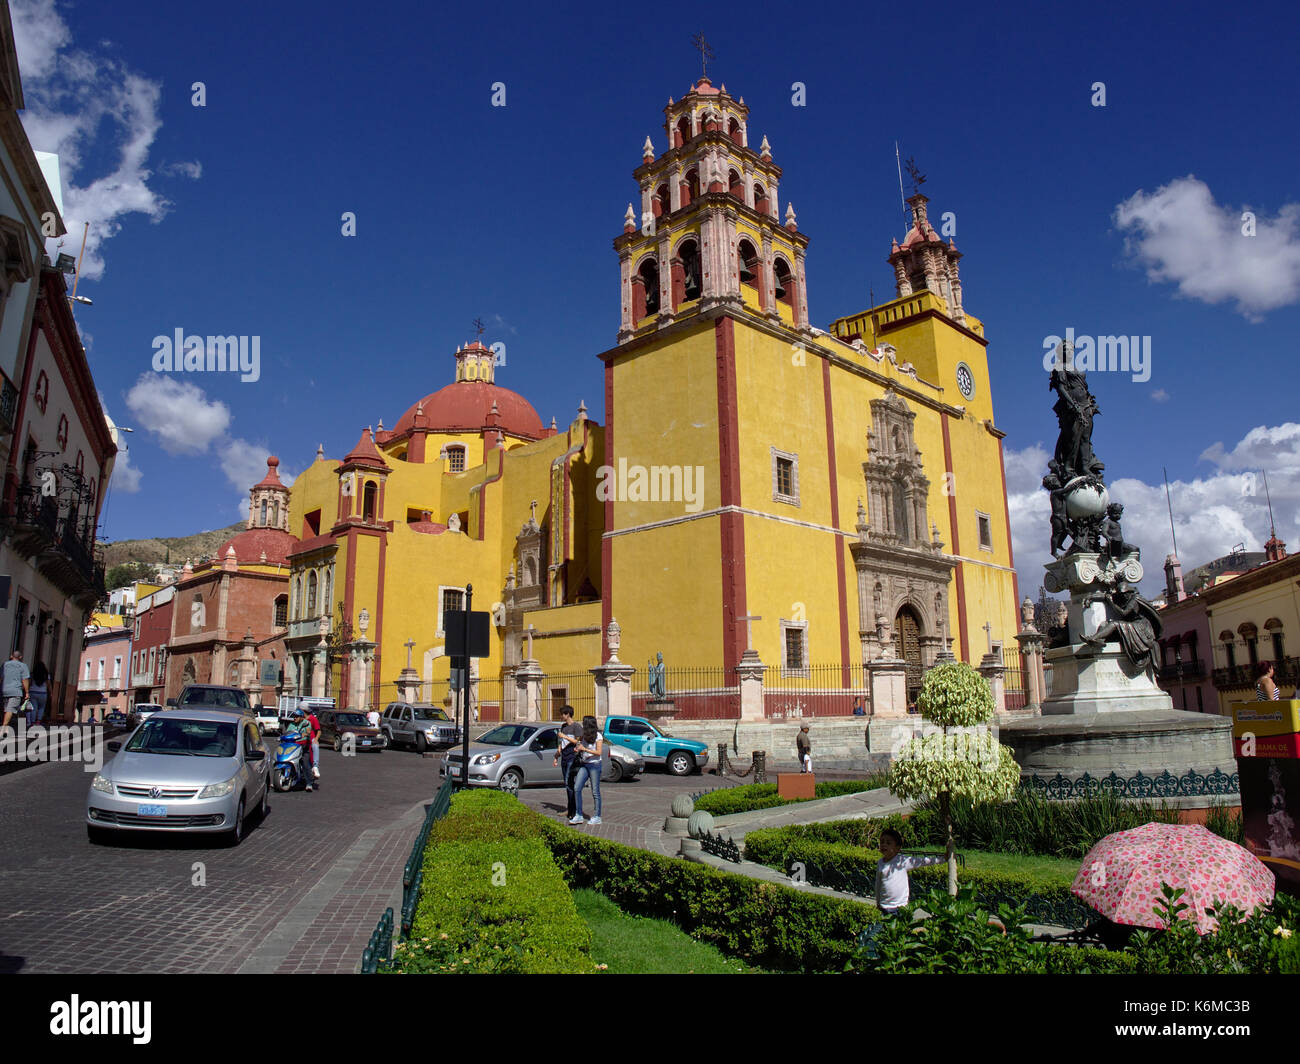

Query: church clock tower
left=615, top=77, right=811, bottom=341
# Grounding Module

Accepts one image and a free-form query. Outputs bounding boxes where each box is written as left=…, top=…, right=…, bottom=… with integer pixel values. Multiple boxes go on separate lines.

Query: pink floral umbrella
left=1072, top=822, right=1275, bottom=933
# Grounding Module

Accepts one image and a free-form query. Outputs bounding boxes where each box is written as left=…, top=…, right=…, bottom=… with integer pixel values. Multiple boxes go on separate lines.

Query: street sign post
left=444, top=588, right=491, bottom=787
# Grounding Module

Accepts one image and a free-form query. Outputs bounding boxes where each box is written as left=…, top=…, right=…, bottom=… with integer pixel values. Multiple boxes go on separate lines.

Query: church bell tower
left=615, top=76, right=811, bottom=342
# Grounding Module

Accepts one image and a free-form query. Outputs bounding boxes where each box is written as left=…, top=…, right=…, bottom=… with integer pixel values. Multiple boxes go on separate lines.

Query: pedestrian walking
left=552, top=705, right=582, bottom=820
left=366, top=706, right=380, bottom=728
left=797, top=724, right=812, bottom=773
left=569, top=714, right=603, bottom=825
left=1, top=650, right=30, bottom=730
left=28, top=661, right=48, bottom=724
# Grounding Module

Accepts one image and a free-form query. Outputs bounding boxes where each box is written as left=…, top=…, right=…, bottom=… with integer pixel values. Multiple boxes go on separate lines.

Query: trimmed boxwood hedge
left=539, top=820, right=881, bottom=972
left=693, top=778, right=889, bottom=817
left=398, top=790, right=594, bottom=973
left=744, top=822, right=1098, bottom=929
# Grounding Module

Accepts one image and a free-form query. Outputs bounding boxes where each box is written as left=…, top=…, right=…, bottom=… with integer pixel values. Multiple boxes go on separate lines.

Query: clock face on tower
left=956, top=362, right=975, bottom=401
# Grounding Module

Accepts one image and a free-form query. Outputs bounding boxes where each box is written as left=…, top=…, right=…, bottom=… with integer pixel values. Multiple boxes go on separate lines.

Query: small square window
left=780, top=620, right=809, bottom=677
left=977, top=512, right=993, bottom=551
left=771, top=447, right=800, bottom=506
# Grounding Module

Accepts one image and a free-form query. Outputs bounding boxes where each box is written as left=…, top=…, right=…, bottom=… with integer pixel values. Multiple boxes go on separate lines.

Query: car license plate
left=137, top=804, right=167, bottom=817
left=361, top=739, right=371, bottom=746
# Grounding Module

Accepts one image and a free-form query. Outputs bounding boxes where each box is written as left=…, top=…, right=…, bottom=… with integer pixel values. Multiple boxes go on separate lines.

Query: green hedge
left=394, top=791, right=594, bottom=973
left=744, top=822, right=1097, bottom=929
left=693, top=778, right=889, bottom=817
left=539, top=820, right=880, bottom=972
left=904, top=790, right=1182, bottom=859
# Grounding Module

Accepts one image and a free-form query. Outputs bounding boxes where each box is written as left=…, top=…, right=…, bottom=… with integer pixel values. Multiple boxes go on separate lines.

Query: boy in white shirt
left=875, top=828, right=944, bottom=914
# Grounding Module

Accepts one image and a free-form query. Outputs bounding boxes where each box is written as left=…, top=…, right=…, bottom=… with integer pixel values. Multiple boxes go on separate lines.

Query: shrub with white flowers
left=888, top=661, right=1021, bottom=895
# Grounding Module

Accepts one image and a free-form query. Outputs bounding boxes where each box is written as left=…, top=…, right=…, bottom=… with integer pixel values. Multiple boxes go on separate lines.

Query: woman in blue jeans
left=569, top=714, right=603, bottom=825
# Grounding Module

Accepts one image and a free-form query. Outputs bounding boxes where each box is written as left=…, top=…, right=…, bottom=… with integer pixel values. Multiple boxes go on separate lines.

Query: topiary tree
left=887, top=661, right=1021, bottom=895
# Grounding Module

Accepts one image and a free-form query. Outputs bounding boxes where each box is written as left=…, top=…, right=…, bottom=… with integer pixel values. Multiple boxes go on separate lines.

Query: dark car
left=104, top=709, right=131, bottom=729
left=170, top=685, right=255, bottom=717
left=319, top=709, right=387, bottom=753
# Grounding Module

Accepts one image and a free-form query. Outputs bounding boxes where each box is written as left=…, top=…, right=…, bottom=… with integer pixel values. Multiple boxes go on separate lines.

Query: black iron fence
left=631, top=664, right=739, bottom=719
left=1003, top=658, right=1028, bottom=711
left=535, top=670, right=597, bottom=719
left=763, top=663, right=864, bottom=719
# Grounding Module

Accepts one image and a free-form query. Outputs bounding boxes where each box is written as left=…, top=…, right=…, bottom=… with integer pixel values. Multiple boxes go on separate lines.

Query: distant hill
left=103, top=523, right=246, bottom=570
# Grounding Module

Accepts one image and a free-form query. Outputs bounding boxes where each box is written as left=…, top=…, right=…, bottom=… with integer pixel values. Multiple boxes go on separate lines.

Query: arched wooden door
left=893, top=606, right=924, bottom=706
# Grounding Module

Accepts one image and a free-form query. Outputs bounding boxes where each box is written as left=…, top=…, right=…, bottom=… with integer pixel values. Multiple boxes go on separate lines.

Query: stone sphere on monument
left=670, top=793, right=694, bottom=818
left=1063, top=479, right=1109, bottom=520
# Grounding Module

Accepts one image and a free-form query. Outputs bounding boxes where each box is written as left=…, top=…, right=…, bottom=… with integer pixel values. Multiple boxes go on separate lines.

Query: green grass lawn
left=962, top=849, right=1081, bottom=887
left=572, top=889, right=765, bottom=974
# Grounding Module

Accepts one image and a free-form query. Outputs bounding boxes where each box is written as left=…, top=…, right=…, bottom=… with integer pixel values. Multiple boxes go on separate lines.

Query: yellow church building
left=278, top=75, right=1020, bottom=720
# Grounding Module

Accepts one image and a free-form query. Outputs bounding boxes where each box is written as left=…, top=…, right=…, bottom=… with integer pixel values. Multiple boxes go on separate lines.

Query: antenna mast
left=1264, top=469, right=1277, bottom=535
left=1163, top=467, right=1179, bottom=557
left=894, top=142, right=907, bottom=228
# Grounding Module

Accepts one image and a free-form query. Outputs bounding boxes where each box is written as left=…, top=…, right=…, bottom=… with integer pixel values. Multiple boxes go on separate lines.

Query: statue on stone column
left=1042, top=462, right=1071, bottom=556
left=648, top=653, right=666, bottom=699
left=1048, top=343, right=1104, bottom=483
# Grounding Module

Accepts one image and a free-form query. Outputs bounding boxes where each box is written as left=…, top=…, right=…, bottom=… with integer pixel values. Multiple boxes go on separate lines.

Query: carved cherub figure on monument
left=1100, top=503, right=1138, bottom=562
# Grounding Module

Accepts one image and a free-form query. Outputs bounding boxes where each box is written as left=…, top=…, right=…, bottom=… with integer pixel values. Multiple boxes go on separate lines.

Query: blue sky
left=12, top=0, right=1300, bottom=595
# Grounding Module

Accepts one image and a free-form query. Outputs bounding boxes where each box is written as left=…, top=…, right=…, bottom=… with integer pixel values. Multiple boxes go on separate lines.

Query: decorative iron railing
left=1158, top=660, right=1206, bottom=683
left=361, top=773, right=458, bottom=973
left=1021, top=768, right=1239, bottom=800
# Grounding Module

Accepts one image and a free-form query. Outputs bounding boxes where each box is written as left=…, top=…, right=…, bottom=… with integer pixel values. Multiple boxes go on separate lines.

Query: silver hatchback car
left=86, top=709, right=270, bottom=845
left=440, top=722, right=644, bottom=793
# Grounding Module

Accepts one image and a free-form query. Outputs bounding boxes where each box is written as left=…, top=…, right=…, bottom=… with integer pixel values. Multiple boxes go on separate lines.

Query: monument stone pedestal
left=1002, top=551, right=1238, bottom=807
left=643, top=699, right=676, bottom=725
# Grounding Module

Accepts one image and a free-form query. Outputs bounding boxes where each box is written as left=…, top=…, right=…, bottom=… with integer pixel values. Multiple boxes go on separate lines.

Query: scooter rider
left=290, top=710, right=313, bottom=792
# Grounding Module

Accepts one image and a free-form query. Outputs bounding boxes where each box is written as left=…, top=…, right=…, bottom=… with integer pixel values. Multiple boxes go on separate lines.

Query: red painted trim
left=601, top=361, right=614, bottom=659
left=373, top=532, right=386, bottom=698
left=996, top=437, right=1020, bottom=611
left=376, top=478, right=386, bottom=524
left=941, top=413, right=970, bottom=662
left=822, top=358, right=851, bottom=685
left=474, top=447, right=506, bottom=541
left=341, top=532, right=357, bottom=695
left=715, top=316, right=747, bottom=670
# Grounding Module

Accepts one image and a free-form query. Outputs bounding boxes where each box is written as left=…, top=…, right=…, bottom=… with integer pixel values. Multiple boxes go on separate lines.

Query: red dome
left=393, top=380, right=544, bottom=439
left=218, top=527, right=298, bottom=566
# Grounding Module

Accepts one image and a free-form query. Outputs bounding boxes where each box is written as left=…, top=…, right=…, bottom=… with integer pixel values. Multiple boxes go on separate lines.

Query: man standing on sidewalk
left=796, top=724, right=812, bottom=773
left=2, top=650, right=30, bottom=730
left=552, top=705, right=582, bottom=821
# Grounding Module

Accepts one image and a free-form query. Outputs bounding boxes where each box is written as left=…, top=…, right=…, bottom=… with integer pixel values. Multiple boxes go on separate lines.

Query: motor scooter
left=273, top=730, right=315, bottom=791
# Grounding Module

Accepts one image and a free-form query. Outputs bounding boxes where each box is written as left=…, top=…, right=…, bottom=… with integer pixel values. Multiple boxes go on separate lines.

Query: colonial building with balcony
left=130, top=580, right=173, bottom=706
left=76, top=625, right=131, bottom=721
left=162, top=458, right=291, bottom=706
left=1194, top=533, right=1299, bottom=713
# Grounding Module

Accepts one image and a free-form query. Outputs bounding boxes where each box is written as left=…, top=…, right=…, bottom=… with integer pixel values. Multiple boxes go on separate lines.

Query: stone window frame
left=437, top=585, right=466, bottom=638
left=976, top=510, right=993, bottom=552
left=771, top=446, right=800, bottom=507
left=780, top=618, right=809, bottom=678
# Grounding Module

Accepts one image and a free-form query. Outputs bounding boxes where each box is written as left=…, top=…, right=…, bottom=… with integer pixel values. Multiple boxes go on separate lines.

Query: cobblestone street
left=0, top=740, right=441, bottom=974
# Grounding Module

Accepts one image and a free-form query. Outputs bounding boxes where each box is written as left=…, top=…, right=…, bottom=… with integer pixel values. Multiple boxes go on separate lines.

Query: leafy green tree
left=104, top=561, right=156, bottom=591
left=887, top=661, right=1021, bottom=894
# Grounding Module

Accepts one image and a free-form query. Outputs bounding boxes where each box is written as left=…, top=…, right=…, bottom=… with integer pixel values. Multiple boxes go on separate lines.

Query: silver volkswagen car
left=86, top=709, right=270, bottom=845
left=439, top=722, right=644, bottom=793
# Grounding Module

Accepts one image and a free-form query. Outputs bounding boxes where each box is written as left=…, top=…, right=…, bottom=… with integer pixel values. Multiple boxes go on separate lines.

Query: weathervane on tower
left=473, top=317, right=486, bottom=340
left=904, top=157, right=928, bottom=196
left=691, top=31, right=714, bottom=78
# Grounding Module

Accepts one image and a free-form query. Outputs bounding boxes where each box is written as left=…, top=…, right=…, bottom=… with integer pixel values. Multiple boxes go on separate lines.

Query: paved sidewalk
left=711, top=786, right=913, bottom=841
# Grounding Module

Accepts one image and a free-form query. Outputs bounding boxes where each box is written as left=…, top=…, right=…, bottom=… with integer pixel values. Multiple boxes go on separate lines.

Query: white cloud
left=125, top=374, right=230, bottom=455
left=1114, top=176, right=1300, bottom=319
left=11, top=0, right=200, bottom=282
left=1151, top=389, right=1169, bottom=403
left=1007, top=424, right=1300, bottom=596
left=220, top=438, right=296, bottom=496
left=110, top=446, right=142, bottom=493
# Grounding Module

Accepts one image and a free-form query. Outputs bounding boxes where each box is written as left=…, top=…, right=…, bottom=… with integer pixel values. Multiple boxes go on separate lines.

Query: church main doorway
left=892, top=606, right=924, bottom=707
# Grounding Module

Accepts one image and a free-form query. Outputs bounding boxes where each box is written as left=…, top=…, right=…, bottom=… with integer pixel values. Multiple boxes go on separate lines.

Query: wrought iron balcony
left=1212, top=664, right=1255, bottom=691
left=1158, top=660, right=1206, bottom=683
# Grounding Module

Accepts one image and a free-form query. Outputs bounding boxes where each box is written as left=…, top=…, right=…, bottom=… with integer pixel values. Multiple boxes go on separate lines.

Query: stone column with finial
left=1015, top=596, right=1046, bottom=714
left=592, top=618, right=635, bottom=719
